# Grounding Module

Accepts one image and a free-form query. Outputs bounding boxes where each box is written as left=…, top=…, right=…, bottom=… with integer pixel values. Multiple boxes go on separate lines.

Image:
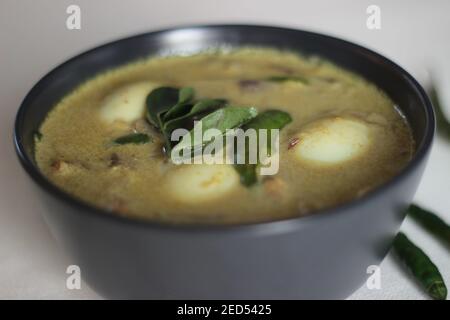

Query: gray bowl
left=13, top=25, right=435, bottom=299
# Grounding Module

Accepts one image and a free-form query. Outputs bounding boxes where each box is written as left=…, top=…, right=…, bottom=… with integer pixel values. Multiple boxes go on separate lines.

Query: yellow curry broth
left=35, top=49, right=414, bottom=224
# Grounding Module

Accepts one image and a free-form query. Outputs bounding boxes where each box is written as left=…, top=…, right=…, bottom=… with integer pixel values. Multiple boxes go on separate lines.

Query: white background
left=0, top=0, right=449, bottom=299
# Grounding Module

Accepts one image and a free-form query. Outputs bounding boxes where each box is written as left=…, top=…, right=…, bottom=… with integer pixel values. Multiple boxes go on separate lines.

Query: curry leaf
left=162, top=103, right=193, bottom=123
left=113, top=133, right=151, bottom=145
left=179, top=87, right=194, bottom=104
left=234, top=163, right=258, bottom=187
left=163, top=99, right=227, bottom=134
left=200, top=106, right=258, bottom=133
left=234, top=164, right=258, bottom=187
left=161, top=99, right=228, bottom=153
left=243, top=109, right=292, bottom=154
left=234, top=110, right=292, bottom=186
left=173, top=106, right=257, bottom=152
left=162, top=87, right=195, bottom=122
left=242, top=109, right=292, bottom=131
left=146, top=87, right=180, bottom=128
left=190, top=98, right=228, bottom=114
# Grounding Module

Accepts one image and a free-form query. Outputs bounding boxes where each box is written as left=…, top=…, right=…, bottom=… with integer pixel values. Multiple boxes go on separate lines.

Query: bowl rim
left=13, top=23, right=435, bottom=234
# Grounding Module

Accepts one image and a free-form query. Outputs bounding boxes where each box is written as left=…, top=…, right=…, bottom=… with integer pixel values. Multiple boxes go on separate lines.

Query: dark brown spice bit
left=238, top=79, right=262, bottom=91
left=50, top=159, right=82, bottom=174
left=288, top=137, right=300, bottom=150
left=109, top=198, right=128, bottom=215
left=50, top=160, right=62, bottom=170
left=109, top=153, right=120, bottom=167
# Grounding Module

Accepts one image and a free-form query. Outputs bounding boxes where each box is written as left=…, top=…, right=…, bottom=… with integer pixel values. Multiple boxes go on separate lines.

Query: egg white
left=292, top=117, right=370, bottom=165
left=165, top=164, right=239, bottom=204
left=100, top=82, right=159, bottom=123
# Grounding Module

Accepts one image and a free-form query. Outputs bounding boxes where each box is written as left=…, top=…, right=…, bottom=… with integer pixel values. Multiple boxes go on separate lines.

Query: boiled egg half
left=291, top=117, right=371, bottom=165
left=165, top=164, right=239, bottom=204
left=100, top=81, right=159, bottom=123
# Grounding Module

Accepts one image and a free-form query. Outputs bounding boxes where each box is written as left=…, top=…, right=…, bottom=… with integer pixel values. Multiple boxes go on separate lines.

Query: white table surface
left=0, top=0, right=448, bottom=300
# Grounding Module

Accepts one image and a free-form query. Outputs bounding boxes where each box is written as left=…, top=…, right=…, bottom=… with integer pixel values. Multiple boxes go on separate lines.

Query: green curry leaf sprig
left=173, top=106, right=258, bottom=152
left=145, top=86, right=234, bottom=153
left=234, top=110, right=292, bottom=186
left=145, top=86, right=292, bottom=186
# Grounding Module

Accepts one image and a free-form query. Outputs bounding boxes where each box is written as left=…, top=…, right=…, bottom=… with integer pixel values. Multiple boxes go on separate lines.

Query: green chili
left=408, top=204, right=450, bottom=248
left=393, top=232, right=447, bottom=300
left=428, top=83, right=450, bottom=140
